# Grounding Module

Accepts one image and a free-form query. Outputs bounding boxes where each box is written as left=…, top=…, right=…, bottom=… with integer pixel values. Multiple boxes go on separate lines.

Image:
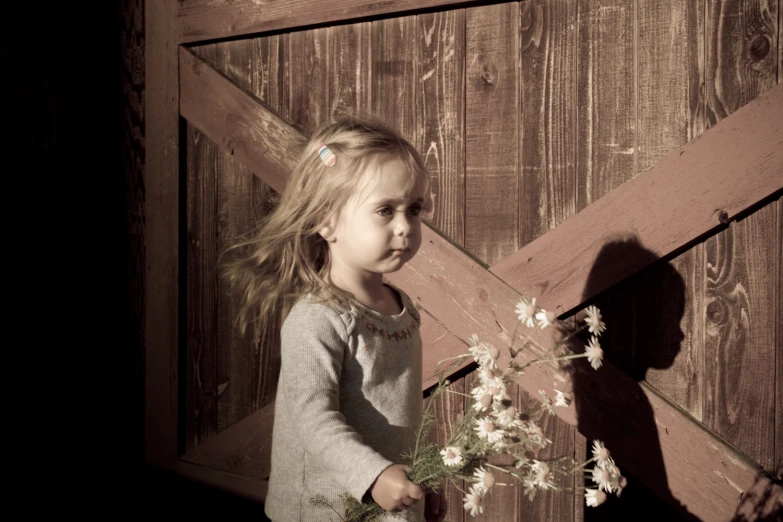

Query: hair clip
left=317, top=144, right=337, bottom=167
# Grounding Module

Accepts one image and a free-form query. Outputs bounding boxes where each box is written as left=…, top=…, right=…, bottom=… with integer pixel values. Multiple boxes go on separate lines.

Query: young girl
left=223, top=116, right=446, bottom=521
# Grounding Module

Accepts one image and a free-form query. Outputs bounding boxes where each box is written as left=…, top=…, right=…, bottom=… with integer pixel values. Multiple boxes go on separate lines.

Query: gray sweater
left=264, top=283, right=425, bottom=522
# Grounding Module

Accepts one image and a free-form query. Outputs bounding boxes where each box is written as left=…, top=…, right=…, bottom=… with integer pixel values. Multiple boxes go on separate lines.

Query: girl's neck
left=326, top=270, right=401, bottom=315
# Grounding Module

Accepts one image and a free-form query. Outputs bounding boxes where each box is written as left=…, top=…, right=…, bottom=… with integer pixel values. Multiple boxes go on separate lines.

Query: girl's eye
left=407, top=205, right=423, bottom=216
left=377, top=207, right=394, bottom=217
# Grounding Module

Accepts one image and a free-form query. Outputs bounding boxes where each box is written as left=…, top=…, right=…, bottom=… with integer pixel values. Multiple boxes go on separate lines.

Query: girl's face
left=322, top=156, right=428, bottom=283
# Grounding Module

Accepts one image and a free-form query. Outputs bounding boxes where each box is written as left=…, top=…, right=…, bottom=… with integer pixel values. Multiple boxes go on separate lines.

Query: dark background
left=4, top=2, right=266, bottom=515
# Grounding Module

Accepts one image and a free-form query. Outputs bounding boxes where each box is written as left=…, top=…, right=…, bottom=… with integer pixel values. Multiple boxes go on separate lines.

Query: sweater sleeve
left=279, top=301, right=394, bottom=502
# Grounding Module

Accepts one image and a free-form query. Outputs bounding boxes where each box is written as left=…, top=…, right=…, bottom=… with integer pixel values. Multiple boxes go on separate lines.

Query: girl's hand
left=370, top=464, right=424, bottom=512
left=424, top=487, right=448, bottom=522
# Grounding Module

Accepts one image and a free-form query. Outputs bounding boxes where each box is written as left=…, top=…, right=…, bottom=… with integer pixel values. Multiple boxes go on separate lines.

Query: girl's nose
left=394, top=216, right=411, bottom=236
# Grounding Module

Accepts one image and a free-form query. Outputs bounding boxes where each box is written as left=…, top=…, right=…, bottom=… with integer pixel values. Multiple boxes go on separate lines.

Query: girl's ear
left=318, top=215, right=338, bottom=243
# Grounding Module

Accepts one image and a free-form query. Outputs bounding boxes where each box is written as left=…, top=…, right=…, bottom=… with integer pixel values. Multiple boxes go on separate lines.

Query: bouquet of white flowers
left=313, top=297, right=625, bottom=520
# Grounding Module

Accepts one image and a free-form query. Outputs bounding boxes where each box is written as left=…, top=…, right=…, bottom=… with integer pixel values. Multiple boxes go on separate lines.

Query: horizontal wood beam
left=177, top=0, right=487, bottom=44
left=178, top=48, right=783, bottom=519
left=174, top=459, right=268, bottom=502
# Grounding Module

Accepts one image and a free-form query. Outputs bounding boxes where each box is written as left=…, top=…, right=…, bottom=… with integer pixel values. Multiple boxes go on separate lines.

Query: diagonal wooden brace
left=177, top=46, right=783, bottom=520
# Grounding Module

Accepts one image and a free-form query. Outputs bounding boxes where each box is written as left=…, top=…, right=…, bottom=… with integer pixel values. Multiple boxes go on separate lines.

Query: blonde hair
left=220, top=115, right=432, bottom=339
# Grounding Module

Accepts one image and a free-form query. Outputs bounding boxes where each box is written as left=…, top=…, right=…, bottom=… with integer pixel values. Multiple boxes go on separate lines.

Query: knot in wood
left=481, top=64, right=496, bottom=85
left=749, top=35, right=770, bottom=62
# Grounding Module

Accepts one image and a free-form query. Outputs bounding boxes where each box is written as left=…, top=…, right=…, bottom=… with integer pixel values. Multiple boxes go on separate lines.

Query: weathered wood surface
left=178, top=47, right=783, bottom=516
left=177, top=0, right=484, bottom=43
left=145, top=0, right=180, bottom=469
left=416, top=10, right=465, bottom=243
left=179, top=46, right=302, bottom=194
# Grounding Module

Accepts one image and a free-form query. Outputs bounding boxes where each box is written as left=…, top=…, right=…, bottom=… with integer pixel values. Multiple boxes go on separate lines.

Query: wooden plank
left=465, top=2, right=519, bottom=265
left=185, top=61, right=220, bottom=449
left=387, top=225, right=763, bottom=521
left=179, top=45, right=302, bottom=194
left=489, top=82, right=783, bottom=319
left=636, top=0, right=704, bottom=419
left=423, top=375, right=465, bottom=522
left=181, top=398, right=275, bottom=479
left=520, top=0, right=578, bottom=246
left=777, top=196, right=782, bottom=480
left=174, top=459, right=268, bottom=502
left=576, top=0, right=636, bottom=208
left=146, top=0, right=179, bottom=469
left=465, top=7, right=519, bottom=518
left=516, top=379, right=576, bottom=521
left=288, top=27, right=330, bottom=131
left=213, top=39, right=258, bottom=433
left=518, top=3, right=579, bottom=519
left=705, top=0, right=779, bottom=129
left=177, top=0, right=485, bottom=44
left=178, top=55, right=783, bottom=518
left=373, top=15, right=418, bottom=139
left=416, top=9, right=466, bottom=244
left=251, top=34, right=287, bottom=413
left=329, top=22, right=372, bottom=118
left=704, top=202, right=777, bottom=470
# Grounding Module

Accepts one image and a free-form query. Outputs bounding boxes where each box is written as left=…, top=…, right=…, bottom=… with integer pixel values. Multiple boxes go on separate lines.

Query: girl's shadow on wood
left=568, top=236, right=700, bottom=521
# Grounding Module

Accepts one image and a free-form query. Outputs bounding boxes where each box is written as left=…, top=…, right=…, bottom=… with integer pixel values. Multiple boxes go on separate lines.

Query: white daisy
left=585, top=336, right=604, bottom=370
left=522, top=421, right=551, bottom=448
left=440, top=446, right=463, bottom=467
left=474, top=417, right=506, bottom=444
left=584, top=305, right=606, bottom=335
left=515, top=296, right=538, bottom=328
left=535, top=309, right=557, bottom=329
left=463, top=485, right=485, bottom=517
left=472, top=391, right=494, bottom=413
left=472, top=466, right=496, bottom=493
left=554, top=389, right=571, bottom=407
left=531, top=460, right=555, bottom=490
left=522, top=477, right=537, bottom=501
left=494, top=404, right=519, bottom=428
left=591, top=440, right=613, bottom=466
left=478, top=367, right=504, bottom=387
left=585, top=488, right=607, bottom=507
left=590, top=461, right=621, bottom=493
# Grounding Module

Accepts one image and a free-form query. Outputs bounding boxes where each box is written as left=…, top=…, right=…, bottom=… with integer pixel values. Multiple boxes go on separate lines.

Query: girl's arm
left=279, top=304, right=394, bottom=502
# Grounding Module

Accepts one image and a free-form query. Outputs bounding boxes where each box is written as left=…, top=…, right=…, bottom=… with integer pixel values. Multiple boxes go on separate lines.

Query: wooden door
left=145, top=1, right=783, bottom=520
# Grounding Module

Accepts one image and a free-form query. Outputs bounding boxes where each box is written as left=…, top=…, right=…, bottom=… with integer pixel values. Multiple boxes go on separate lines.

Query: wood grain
left=185, top=59, right=220, bottom=448
left=416, top=9, right=466, bottom=244
left=423, top=372, right=465, bottom=522
left=576, top=0, right=636, bottom=208
left=145, top=0, right=180, bottom=469
left=177, top=52, right=783, bottom=519
left=213, top=39, right=258, bottom=433
left=704, top=202, right=777, bottom=470
left=518, top=4, right=580, bottom=519
left=465, top=2, right=520, bottom=266
left=179, top=46, right=304, bottom=194
left=777, top=196, right=782, bottom=480
left=373, top=15, right=418, bottom=140
left=177, top=0, right=485, bottom=43
left=705, top=0, right=779, bottom=128
left=519, top=0, right=578, bottom=246
left=288, top=27, right=330, bottom=132
left=635, top=0, right=704, bottom=421
left=329, top=22, right=372, bottom=118
left=516, top=383, right=576, bottom=520
left=465, top=6, right=519, bottom=516
left=489, top=82, right=783, bottom=319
